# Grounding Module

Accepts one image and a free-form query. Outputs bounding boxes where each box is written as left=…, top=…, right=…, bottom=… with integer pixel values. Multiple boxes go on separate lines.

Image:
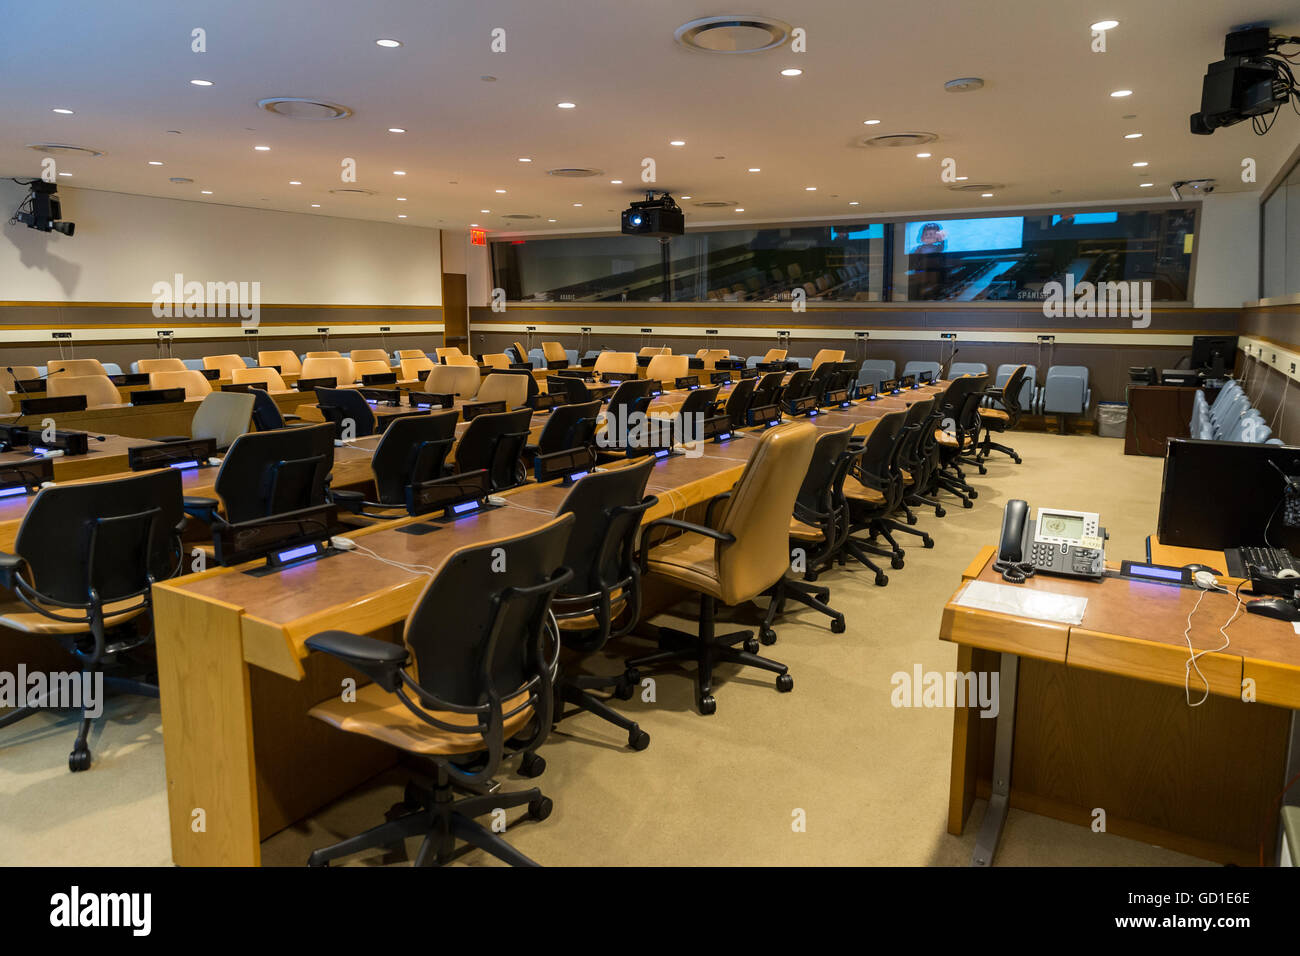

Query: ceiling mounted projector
left=622, top=192, right=684, bottom=238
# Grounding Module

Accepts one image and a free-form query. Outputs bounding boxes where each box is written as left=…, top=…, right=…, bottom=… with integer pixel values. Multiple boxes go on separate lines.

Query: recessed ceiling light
left=201, top=190, right=213, bottom=194
left=1132, top=161, right=1148, bottom=167
left=481, top=209, right=490, bottom=213
left=557, top=102, right=576, bottom=109
left=397, top=214, right=407, bottom=218
left=681, top=195, right=692, bottom=200
left=1110, top=89, right=1132, bottom=97
left=51, top=108, right=73, bottom=114
left=916, top=152, right=932, bottom=158
left=548, top=218, right=557, bottom=222
left=495, top=189, right=506, bottom=194
left=780, top=68, right=802, bottom=76
left=253, top=145, right=270, bottom=151
left=669, top=140, right=686, bottom=146
left=289, top=180, right=301, bottom=185
left=396, top=196, right=407, bottom=201
left=470, top=223, right=479, bottom=227
left=805, top=186, right=816, bottom=191
left=1091, top=19, right=1119, bottom=31
left=190, top=79, right=213, bottom=87
left=735, top=207, right=745, bottom=212
left=748, top=168, right=760, bottom=172
left=388, top=127, right=406, bottom=133
left=518, top=157, right=532, bottom=163
left=311, top=202, right=320, bottom=206
left=1139, top=183, right=1153, bottom=188
left=981, top=192, right=993, bottom=197
left=573, top=203, right=582, bottom=207
left=1124, top=132, right=1142, bottom=139
left=376, top=39, right=402, bottom=48
left=610, top=179, right=623, bottom=184
left=955, top=176, right=968, bottom=181
left=57, top=171, right=71, bottom=177
left=863, top=119, right=881, bottom=125
left=148, top=160, right=163, bottom=165
left=393, top=170, right=406, bottom=175
left=848, top=201, right=859, bottom=205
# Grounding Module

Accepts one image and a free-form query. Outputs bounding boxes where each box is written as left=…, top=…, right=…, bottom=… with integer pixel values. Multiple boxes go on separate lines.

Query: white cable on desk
left=1182, top=578, right=1243, bottom=707
left=346, top=541, right=440, bottom=578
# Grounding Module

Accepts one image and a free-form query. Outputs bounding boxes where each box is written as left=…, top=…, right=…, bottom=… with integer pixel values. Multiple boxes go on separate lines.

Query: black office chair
left=528, top=400, right=601, bottom=457
left=304, top=513, right=575, bottom=867
left=0, top=470, right=186, bottom=771
left=547, top=375, right=590, bottom=405
left=841, top=410, right=908, bottom=585
left=722, top=377, right=756, bottom=428
left=493, top=367, right=540, bottom=405
left=750, top=371, right=785, bottom=409
left=551, top=459, right=658, bottom=749
left=331, top=411, right=460, bottom=517
left=315, top=386, right=377, bottom=438
left=780, top=369, right=814, bottom=403
left=974, top=364, right=1028, bottom=466
left=674, top=385, right=720, bottom=439
left=182, top=422, right=335, bottom=526
left=454, top=408, right=532, bottom=491
left=761, top=425, right=855, bottom=639
left=876, top=398, right=938, bottom=553
left=934, top=375, right=987, bottom=507
left=598, top=380, right=654, bottom=456
left=246, top=385, right=304, bottom=431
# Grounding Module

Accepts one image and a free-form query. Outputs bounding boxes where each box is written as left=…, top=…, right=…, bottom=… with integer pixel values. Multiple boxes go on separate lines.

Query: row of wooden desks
left=942, top=546, right=1300, bottom=865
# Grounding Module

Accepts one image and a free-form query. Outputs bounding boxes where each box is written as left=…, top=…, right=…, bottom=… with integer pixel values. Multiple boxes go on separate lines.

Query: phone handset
left=994, top=498, right=1036, bottom=583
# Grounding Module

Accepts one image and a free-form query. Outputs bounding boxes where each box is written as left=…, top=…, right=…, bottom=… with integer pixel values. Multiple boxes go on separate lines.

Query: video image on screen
left=906, top=217, right=1025, bottom=255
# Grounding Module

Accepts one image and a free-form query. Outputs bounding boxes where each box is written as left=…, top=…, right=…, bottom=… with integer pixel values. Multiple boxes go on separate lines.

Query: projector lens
left=631, top=215, right=642, bottom=226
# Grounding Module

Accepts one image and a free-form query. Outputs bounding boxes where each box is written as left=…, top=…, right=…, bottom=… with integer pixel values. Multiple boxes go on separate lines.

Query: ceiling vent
left=546, top=167, right=603, bottom=178
left=944, top=77, right=984, bottom=92
left=26, top=143, right=105, bottom=157
left=946, top=182, right=1004, bottom=192
left=258, top=97, right=353, bottom=120
left=693, top=200, right=738, bottom=208
left=501, top=214, right=540, bottom=220
left=328, top=187, right=377, bottom=196
left=674, top=16, right=793, bottom=53
left=858, top=132, right=939, bottom=149
left=168, top=177, right=194, bottom=184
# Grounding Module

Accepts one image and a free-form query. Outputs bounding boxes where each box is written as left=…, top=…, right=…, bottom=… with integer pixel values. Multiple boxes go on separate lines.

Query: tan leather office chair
left=424, top=364, right=480, bottom=398
left=400, top=356, right=436, bottom=380
left=476, top=373, right=529, bottom=409
left=188, top=391, right=256, bottom=449
left=46, top=374, right=120, bottom=408
left=47, top=359, right=108, bottom=377
left=0, top=390, right=12, bottom=414
left=396, top=349, right=427, bottom=360
left=149, top=370, right=213, bottom=399
left=511, top=341, right=530, bottom=364
left=258, top=350, right=304, bottom=376
left=435, top=347, right=465, bottom=364
left=542, top=342, right=568, bottom=366
left=301, top=356, right=357, bottom=386
left=202, top=354, right=247, bottom=378
left=594, top=351, right=637, bottom=380
left=480, top=353, right=511, bottom=369
left=353, top=359, right=392, bottom=380
left=0, top=366, right=40, bottom=392
left=646, top=354, right=689, bottom=383
left=811, top=349, right=845, bottom=372
left=624, top=421, right=818, bottom=714
left=350, top=348, right=390, bottom=365
left=231, top=366, right=288, bottom=390
left=306, top=351, right=343, bottom=359
left=446, top=353, right=479, bottom=367
left=696, top=348, right=729, bottom=370
left=137, top=358, right=186, bottom=373
left=638, top=346, right=671, bottom=357
left=761, top=348, right=788, bottom=363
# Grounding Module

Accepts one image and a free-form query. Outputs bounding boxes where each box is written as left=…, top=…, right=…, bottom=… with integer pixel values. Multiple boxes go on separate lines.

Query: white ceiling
left=1, top=0, right=1298, bottom=236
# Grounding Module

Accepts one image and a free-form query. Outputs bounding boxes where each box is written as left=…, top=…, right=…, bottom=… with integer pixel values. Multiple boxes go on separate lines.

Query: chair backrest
left=547, top=375, right=590, bottom=404
left=150, top=369, right=213, bottom=399
left=712, top=422, right=818, bottom=605
left=782, top=368, right=813, bottom=402
left=696, top=348, right=730, bottom=368
left=400, top=356, right=436, bottom=381
left=638, top=346, right=670, bottom=357
left=314, top=386, right=377, bottom=437
left=436, top=347, right=464, bottom=363
left=370, top=410, right=460, bottom=504
left=138, top=357, right=187, bottom=373
left=948, top=362, right=988, bottom=378
left=811, top=348, right=845, bottom=371
left=455, top=408, right=533, bottom=490
left=258, top=350, right=304, bottom=375
left=46, top=373, right=120, bottom=407
left=751, top=371, right=786, bottom=408
left=998, top=365, right=1028, bottom=418
left=794, top=425, right=856, bottom=544
left=646, top=353, right=689, bottom=382
left=350, top=349, right=389, bottom=365
left=594, top=351, right=637, bottom=379
left=232, top=366, right=288, bottom=390
left=480, top=353, right=511, bottom=369
left=477, top=372, right=530, bottom=409
left=856, top=409, right=907, bottom=478
left=306, top=351, right=342, bottom=359
left=191, top=391, right=256, bottom=449
left=396, top=349, right=427, bottom=360
left=16, top=469, right=185, bottom=608
left=352, top=359, right=391, bottom=380
left=723, top=377, right=756, bottom=425
left=676, top=385, right=720, bottom=434
left=542, top=342, right=568, bottom=363
left=605, top=379, right=653, bottom=435
left=0, top=365, right=41, bottom=392
left=856, top=360, right=896, bottom=390
left=47, top=358, right=107, bottom=377
left=424, top=364, right=480, bottom=398
left=0, top=390, right=11, bottom=414
left=902, top=360, right=942, bottom=381
left=535, top=400, right=602, bottom=455
left=511, top=342, right=530, bottom=365
left=301, top=356, right=357, bottom=386
left=202, top=354, right=246, bottom=377
left=249, top=387, right=286, bottom=431
left=761, top=348, right=788, bottom=363
left=214, top=423, right=335, bottom=524
left=403, top=513, right=573, bottom=710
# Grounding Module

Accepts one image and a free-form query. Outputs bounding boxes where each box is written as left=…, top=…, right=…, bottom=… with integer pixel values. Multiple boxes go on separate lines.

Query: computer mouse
left=1245, top=598, right=1300, bottom=622
left=1182, top=563, right=1224, bottom=577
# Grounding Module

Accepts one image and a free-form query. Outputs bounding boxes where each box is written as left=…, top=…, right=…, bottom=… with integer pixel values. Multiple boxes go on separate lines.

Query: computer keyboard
left=1226, top=545, right=1300, bottom=578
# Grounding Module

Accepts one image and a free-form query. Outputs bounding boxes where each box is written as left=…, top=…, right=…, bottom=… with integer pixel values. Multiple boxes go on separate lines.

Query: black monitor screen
left=1190, top=336, right=1238, bottom=373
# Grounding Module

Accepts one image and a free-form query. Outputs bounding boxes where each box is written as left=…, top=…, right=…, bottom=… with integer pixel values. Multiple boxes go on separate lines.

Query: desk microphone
left=7, top=368, right=28, bottom=394
left=940, top=349, right=960, bottom=380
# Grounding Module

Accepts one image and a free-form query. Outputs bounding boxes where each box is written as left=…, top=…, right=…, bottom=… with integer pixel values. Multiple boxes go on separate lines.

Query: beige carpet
left=0, top=431, right=1208, bottom=866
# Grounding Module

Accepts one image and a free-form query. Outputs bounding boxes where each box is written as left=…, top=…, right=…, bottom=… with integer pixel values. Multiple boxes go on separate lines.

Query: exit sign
left=470, top=228, right=487, bottom=246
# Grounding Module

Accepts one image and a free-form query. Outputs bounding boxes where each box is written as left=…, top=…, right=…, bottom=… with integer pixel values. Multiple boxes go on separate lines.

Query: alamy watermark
left=1041, top=275, right=1152, bottom=328
left=890, top=664, right=999, bottom=718
left=0, top=666, right=103, bottom=718
left=151, top=272, right=261, bottom=328
left=595, top=409, right=707, bottom=458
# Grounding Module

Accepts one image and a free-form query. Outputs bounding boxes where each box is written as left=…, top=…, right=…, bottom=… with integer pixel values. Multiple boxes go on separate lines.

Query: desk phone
left=996, top=499, right=1106, bottom=581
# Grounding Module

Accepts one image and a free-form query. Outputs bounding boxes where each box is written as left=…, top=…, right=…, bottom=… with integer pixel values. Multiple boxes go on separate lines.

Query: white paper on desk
left=954, top=580, right=1088, bottom=626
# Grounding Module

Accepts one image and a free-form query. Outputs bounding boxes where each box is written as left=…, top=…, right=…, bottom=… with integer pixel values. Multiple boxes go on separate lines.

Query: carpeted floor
left=0, top=431, right=1209, bottom=866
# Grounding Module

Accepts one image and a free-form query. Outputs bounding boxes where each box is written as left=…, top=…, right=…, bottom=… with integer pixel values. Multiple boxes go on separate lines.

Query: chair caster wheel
left=977, top=466, right=987, bottom=475
left=776, top=674, right=794, bottom=693
left=905, top=514, right=918, bottom=526
left=519, top=752, right=546, bottom=778
left=1012, top=456, right=1022, bottom=464
left=622, top=667, right=641, bottom=687
left=813, top=587, right=830, bottom=601
left=759, top=627, right=777, bottom=646
left=968, top=490, right=979, bottom=499
left=805, top=571, right=819, bottom=583
left=935, top=507, right=947, bottom=518
left=744, top=637, right=760, bottom=654
left=875, top=574, right=889, bottom=587
left=921, top=536, right=934, bottom=549
left=307, top=855, right=330, bottom=867
left=614, top=680, right=635, bottom=700
left=891, top=555, right=905, bottom=570
left=831, top=618, right=846, bottom=634
left=528, top=796, right=553, bottom=821
left=698, top=694, right=717, bottom=715
left=628, top=728, right=650, bottom=751
left=962, top=498, right=974, bottom=509
left=68, top=748, right=91, bottom=773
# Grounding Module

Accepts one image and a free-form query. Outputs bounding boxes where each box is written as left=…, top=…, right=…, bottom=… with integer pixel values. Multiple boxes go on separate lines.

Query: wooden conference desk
left=1124, top=385, right=1198, bottom=457
left=942, top=546, right=1300, bottom=865
left=151, top=430, right=778, bottom=865
left=0, top=435, right=161, bottom=482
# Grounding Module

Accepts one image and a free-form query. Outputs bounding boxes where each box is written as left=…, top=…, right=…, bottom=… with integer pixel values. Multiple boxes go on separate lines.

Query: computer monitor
left=1190, top=336, right=1238, bottom=376
left=1157, top=439, right=1300, bottom=552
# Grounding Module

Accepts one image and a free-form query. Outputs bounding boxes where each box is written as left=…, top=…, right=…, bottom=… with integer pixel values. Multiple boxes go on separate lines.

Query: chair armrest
left=304, top=630, right=410, bottom=692
left=0, top=552, right=25, bottom=590
left=642, top=517, right=736, bottom=545
left=182, top=496, right=222, bottom=525
left=704, top=490, right=732, bottom=526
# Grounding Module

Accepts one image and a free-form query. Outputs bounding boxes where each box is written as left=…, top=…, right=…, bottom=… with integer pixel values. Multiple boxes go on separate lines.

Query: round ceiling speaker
left=946, top=182, right=1005, bottom=192
left=501, top=214, right=540, bottom=220
left=944, top=77, right=985, bottom=92
left=168, top=177, right=194, bottom=184
left=546, top=168, right=603, bottom=178
left=328, top=187, right=377, bottom=196
left=674, top=16, right=793, bottom=53
left=26, top=143, right=105, bottom=157
left=858, top=132, right=940, bottom=149
left=692, top=200, right=739, bottom=208
left=258, top=97, right=353, bottom=120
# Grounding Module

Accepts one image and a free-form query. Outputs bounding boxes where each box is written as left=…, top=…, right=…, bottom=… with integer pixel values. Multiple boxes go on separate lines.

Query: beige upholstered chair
left=202, top=354, right=247, bottom=378
left=189, top=391, right=256, bottom=449
left=258, top=350, right=304, bottom=375
left=306, top=350, right=343, bottom=359
left=353, top=359, right=392, bottom=380
left=46, top=374, right=120, bottom=408
left=638, top=346, right=671, bottom=357
left=695, top=349, right=729, bottom=370
left=396, top=349, right=427, bottom=360
left=476, top=373, right=529, bottom=409
left=446, top=353, right=479, bottom=367
left=435, top=347, right=465, bottom=363
left=0, top=366, right=40, bottom=392
left=301, top=356, right=357, bottom=386
left=231, top=366, right=288, bottom=391
left=760, top=348, right=788, bottom=363
left=811, top=349, right=846, bottom=372
left=424, top=364, right=481, bottom=399
left=400, top=356, right=436, bottom=380
left=480, top=353, right=511, bottom=369
left=541, top=342, right=568, bottom=366
left=646, top=354, right=689, bottom=383
left=137, top=358, right=187, bottom=373
left=150, top=370, right=214, bottom=400
left=350, top=349, right=390, bottom=365
left=594, top=352, right=637, bottom=380
left=47, top=359, right=108, bottom=377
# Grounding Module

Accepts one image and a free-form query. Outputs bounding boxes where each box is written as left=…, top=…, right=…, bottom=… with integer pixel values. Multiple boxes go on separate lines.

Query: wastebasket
left=1097, top=401, right=1128, bottom=438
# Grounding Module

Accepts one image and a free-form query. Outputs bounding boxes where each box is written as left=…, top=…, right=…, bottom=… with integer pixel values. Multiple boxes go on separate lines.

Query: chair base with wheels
left=554, top=669, right=649, bottom=751
left=306, top=762, right=551, bottom=868
left=625, top=594, right=793, bottom=716
left=761, top=574, right=845, bottom=641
